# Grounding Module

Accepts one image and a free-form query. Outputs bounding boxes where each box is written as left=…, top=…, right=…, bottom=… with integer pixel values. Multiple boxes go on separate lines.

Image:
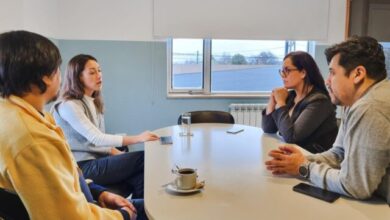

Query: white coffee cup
left=173, top=168, right=197, bottom=190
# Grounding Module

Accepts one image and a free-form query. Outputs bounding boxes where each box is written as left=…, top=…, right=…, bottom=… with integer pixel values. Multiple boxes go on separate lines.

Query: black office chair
left=177, top=111, right=235, bottom=125
left=0, top=188, right=29, bottom=220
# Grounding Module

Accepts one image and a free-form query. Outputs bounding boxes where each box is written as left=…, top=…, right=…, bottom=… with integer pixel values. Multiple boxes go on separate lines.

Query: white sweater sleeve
left=58, top=101, right=123, bottom=147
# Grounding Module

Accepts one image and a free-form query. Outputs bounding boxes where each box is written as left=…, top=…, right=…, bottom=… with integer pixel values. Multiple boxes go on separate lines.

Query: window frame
left=167, top=39, right=206, bottom=95
left=167, top=38, right=314, bottom=98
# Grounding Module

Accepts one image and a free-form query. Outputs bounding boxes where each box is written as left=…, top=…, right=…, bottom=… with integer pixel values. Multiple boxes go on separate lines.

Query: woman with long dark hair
left=262, top=51, right=338, bottom=153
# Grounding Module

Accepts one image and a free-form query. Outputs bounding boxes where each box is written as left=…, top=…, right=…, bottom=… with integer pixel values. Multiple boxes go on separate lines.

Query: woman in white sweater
left=53, top=54, right=159, bottom=199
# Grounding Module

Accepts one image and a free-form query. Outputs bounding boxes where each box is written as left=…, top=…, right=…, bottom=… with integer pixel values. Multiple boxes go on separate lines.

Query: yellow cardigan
left=0, top=96, right=123, bottom=219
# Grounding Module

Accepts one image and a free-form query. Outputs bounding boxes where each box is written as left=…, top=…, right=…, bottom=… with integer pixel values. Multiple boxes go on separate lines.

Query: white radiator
left=229, top=103, right=267, bottom=127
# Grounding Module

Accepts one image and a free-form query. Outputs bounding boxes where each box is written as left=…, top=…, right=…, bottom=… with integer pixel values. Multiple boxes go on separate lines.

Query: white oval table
left=144, top=123, right=389, bottom=220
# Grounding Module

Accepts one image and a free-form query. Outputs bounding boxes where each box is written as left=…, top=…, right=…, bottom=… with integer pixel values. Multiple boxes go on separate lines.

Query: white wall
left=22, top=0, right=58, bottom=38
left=0, top=0, right=58, bottom=38
left=0, top=0, right=153, bottom=41
left=0, top=0, right=24, bottom=32
left=57, top=0, right=153, bottom=41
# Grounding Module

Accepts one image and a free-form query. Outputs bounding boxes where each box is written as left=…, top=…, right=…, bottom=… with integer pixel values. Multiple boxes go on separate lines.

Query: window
left=170, top=39, right=204, bottom=91
left=381, top=42, right=390, bottom=78
left=168, top=39, right=313, bottom=97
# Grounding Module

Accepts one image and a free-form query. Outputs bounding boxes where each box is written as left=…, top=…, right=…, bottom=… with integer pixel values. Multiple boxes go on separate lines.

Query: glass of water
left=180, top=112, right=193, bottom=136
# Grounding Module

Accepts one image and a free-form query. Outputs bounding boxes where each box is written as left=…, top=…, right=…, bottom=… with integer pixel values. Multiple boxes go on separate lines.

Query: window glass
left=381, top=42, right=390, bottom=78
left=211, top=40, right=285, bottom=92
left=172, top=39, right=203, bottom=89
left=168, top=39, right=311, bottom=96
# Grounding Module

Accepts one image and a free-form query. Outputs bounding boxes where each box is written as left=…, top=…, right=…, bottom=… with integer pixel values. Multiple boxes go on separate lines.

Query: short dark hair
left=284, top=51, right=329, bottom=97
left=0, top=30, right=62, bottom=98
left=325, top=36, right=387, bottom=81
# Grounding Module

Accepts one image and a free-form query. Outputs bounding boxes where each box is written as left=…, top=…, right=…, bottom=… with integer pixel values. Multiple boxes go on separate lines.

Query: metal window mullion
left=307, top=41, right=316, bottom=57
left=166, top=39, right=174, bottom=94
left=203, top=39, right=211, bottom=95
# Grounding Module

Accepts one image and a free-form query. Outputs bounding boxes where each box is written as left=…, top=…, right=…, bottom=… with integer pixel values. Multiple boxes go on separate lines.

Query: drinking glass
left=180, top=112, right=193, bottom=136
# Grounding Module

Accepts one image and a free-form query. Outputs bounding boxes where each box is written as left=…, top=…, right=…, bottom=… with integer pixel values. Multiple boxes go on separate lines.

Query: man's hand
left=265, top=144, right=307, bottom=175
left=98, top=191, right=137, bottom=215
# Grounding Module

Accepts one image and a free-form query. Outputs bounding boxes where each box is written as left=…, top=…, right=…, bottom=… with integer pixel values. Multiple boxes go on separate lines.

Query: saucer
left=166, top=181, right=205, bottom=194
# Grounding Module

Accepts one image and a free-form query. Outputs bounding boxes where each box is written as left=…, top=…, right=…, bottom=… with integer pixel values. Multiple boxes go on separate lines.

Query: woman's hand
left=272, top=87, right=288, bottom=108
left=110, top=147, right=124, bottom=155
left=122, top=131, right=159, bottom=145
left=266, top=92, right=276, bottom=115
left=137, top=131, right=159, bottom=143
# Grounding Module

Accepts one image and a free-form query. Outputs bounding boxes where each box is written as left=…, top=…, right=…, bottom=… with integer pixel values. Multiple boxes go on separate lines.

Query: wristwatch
left=298, top=162, right=311, bottom=179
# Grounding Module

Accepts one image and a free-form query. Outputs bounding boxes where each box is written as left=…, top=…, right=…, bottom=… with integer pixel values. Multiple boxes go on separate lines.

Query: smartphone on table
left=160, top=136, right=173, bottom=145
left=293, top=183, right=340, bottom=203
left=226, top=128, right=244, bottom=134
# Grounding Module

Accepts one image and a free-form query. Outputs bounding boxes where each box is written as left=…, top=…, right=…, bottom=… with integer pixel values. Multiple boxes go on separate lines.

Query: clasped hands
left=266, top=87, right=289, bottom=114
left=265, top=144, right=307, bottom=176
left=272, top=87, right=289, bottom=105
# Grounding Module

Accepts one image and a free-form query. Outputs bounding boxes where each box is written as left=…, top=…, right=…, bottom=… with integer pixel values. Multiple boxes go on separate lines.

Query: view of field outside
left=172, top=40, right=390, bottom=93
left=172, top=39, right=308, bottom=92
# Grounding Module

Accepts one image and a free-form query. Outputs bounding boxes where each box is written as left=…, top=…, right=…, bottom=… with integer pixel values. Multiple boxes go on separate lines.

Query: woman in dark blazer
left=262, top=51, right=338, bottom=153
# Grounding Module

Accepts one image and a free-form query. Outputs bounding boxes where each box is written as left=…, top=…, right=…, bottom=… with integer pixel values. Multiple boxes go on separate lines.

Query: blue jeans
left=79, top=174, right=147, bottom=220
left=78, top=151, right=145, bottom=199
left=131, top=198, right=147, bottom=220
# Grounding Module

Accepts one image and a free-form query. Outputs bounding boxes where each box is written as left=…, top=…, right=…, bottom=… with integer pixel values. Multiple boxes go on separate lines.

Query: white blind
left=153, top=0, right=332, bottom=41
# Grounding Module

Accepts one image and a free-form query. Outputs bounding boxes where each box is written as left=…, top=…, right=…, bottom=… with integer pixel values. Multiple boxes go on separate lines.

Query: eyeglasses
left=278, top=67, right=299, bottom=78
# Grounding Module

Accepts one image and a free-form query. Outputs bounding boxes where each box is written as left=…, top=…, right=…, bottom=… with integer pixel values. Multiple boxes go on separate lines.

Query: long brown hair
left=60, top=54, right=104, bottom=113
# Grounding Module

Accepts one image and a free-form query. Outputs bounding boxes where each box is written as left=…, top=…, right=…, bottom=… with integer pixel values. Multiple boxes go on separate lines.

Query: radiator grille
left=229, top=103, right=267, bottom=127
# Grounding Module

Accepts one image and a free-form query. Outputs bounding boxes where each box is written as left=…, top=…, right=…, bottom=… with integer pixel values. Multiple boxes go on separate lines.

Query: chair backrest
left=177, top=111, right=235, bottom=125
left=0, top=188, right=29, bottom=220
